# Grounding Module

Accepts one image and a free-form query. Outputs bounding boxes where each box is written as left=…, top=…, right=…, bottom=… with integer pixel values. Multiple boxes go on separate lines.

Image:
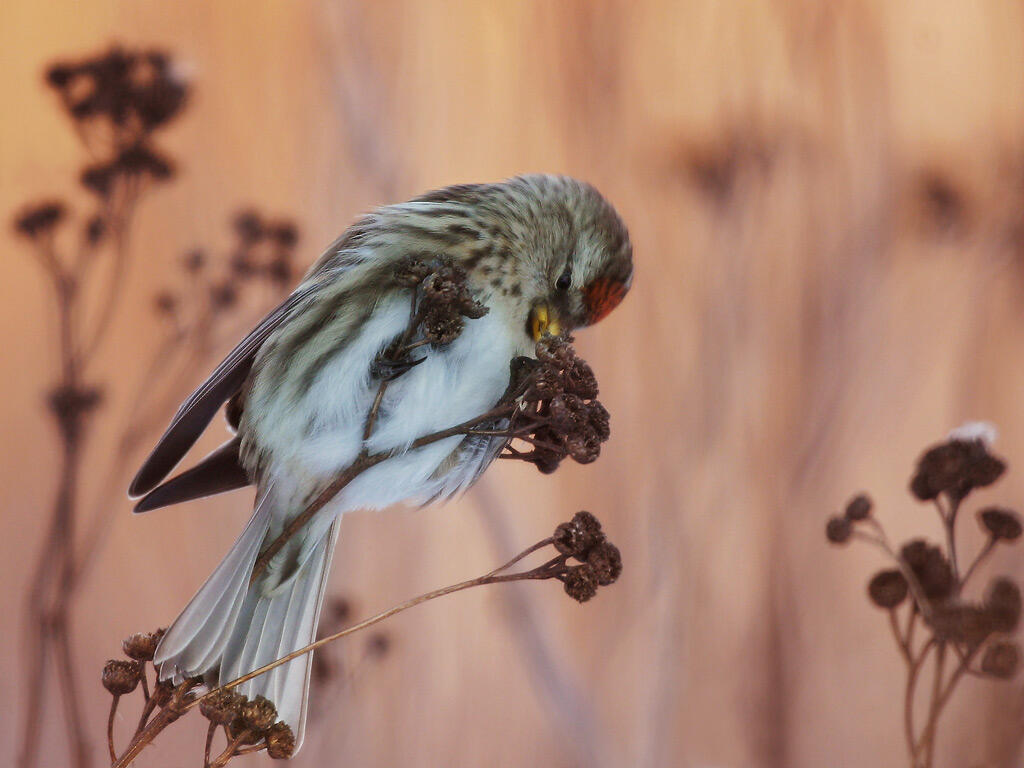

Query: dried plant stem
left=961, top=538, right=997, bottom=587
left=889, top=608, right=913, bottom=664
left=904, top=639, right=934, bottom=768
left=203, top=723, right=216, bottom=767
left=107, top=696, right=120, bottom=763
left=225, top=561, right=563, bottom=703
left=207, top=729, right=251, bottom=768
left=111, top=680, right=193, bottom=768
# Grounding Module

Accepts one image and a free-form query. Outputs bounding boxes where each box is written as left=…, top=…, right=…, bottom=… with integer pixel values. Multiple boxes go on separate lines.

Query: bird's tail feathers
left=154, top=488, right=339, bottom=751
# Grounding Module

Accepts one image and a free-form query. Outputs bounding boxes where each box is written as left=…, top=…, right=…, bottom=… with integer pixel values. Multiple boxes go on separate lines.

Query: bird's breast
left=241, top=292, right=518, bottom=511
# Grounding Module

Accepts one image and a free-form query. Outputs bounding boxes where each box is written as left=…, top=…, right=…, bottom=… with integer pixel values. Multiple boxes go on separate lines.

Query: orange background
left=4, top=1, right=1024, bottom=766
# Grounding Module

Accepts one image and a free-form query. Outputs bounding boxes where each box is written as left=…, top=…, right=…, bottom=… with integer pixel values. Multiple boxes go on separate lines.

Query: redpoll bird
left=129, top=174, right=632, bottom=748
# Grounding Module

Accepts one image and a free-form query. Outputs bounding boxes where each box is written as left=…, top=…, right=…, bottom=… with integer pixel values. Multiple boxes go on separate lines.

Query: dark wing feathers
left=134, top=437, right=249, bottom=513
left=128, top=285, right=318, bottom=498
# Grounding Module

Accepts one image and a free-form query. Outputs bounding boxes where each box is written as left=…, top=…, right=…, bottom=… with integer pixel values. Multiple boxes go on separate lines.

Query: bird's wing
left=128, top=283, right=321, bottom=498
left=133, top=436, right=250, bottom=512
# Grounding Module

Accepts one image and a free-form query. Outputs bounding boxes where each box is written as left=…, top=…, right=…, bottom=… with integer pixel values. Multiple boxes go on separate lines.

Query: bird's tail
left=154, top=489, right=339, bottom=750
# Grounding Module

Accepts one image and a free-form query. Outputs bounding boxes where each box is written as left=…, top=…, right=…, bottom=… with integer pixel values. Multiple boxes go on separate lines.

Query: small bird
left=129, top=174, right=632, bottom=748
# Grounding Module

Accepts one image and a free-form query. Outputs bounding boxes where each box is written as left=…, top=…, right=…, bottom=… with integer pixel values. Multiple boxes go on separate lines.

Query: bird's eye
left=555, top=271, right=572, bottom=291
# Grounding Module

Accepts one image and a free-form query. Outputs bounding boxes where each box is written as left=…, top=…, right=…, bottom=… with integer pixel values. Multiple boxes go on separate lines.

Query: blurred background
left=4, top=1, right=1024, bottom=766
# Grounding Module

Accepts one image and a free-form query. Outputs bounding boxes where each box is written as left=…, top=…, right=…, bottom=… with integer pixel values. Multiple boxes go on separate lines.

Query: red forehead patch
left=584, top=277, right=629, bottom=324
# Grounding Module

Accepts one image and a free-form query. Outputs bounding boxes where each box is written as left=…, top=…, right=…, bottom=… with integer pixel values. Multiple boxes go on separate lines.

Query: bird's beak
left=529, top=303, right=562, bottom=341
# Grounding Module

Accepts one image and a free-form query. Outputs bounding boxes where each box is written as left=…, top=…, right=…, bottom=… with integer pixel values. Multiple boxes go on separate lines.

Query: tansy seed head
left=986, top=577, right=1022, bottom=633
left=266, top=722, right=296, bottom=759
left=199, top=688, right=245, bottom=726
left=900, top=540, right=954, bottom=602
left=102, top=660, right=142, bottom=695
left=868, top=570, right=908, bottom=609
left=826, top=516, right=852, bottom=545
left=554, top=512, right=606, bottom=558
left=587, top=542, right=623, bottom=586
left=239, top=694, right=278, bottom=734
left=367, top=632, right=391, bottom=659
left=122, top=628, right=165, bottom=661
left=909, top=437, right=1005, bottom=502
left=979, top=507, right=1023, bottom=542
left=564, top=564, right=599, bottom=603
left=982, top=641, right=1021, bottom=679
left=845, top=494, right=872, bottom=521
left=227, top=719, right=262, bottom=746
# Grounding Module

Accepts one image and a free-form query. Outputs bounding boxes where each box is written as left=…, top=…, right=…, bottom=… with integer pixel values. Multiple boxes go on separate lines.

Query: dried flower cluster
left=394, top=256, right=489, bottom=344
left=154, top=209, right=299, bottom=330
left=827, top=427, right=1022, bottom=768
left=103, top=627, right=298, bottom=767
left=371, top=256, right=488, bottom=381
left=106, top=511, right=621, bottom=766
left=500, top=337, right=611, bottom=473
left=554, top=511, right=623, bottom=602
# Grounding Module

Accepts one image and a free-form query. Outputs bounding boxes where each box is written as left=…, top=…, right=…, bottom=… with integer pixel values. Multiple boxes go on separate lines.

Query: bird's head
left=424, top=175, right=633, bottom=344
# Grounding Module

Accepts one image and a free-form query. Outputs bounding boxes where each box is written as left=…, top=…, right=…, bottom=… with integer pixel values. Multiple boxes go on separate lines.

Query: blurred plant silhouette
left=11, top=46, right=298, bottom=768
left=828, top=424, right=1022, bottom=768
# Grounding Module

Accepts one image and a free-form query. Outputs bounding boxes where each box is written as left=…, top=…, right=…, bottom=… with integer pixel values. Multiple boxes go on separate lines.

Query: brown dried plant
left=12, top=45, right=299, bottom=768
left=104, top=257, right=623, bottom=766
left=105, top=511, right=622, bottom=767
left=827, top=425, right=1022, bottom=768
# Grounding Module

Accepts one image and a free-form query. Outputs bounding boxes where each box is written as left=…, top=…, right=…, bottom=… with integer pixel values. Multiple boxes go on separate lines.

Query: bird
left=129, top=173, right=633, bottom=749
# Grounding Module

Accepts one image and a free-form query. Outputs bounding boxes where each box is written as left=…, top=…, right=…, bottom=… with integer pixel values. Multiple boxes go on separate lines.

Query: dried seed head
left=328, top=596, right=352, bottom=625
left=209, top=282, right=237, bottom=310
left=826, top=516, right=852, bottom=545
left=564, top=564, right=599, bottom=603
left=986, top=578, right=1022, bottom=633
left=868, top=570, right=908, bottom=609
left=900, top=540, right=954, bottom=602
left=393, top=259, right=431, bottom=287
left=367, top=632, right=391, bottom=658
left=844, top=494, right=872, bottom=521
left=422, top=305, right=465, bottom=345
left=102, top=660, right=142, bottom=695
left=153, top=292, right=177, bottom=317
left=14, top=201, right=66, bottom=238
left=981, top=641, right=1021, bottom=679
left=506, top=336, right=609, bottom=473
left=587, top=542, right=623, bottom=586
left=909, top=437, right=1006, bottom=502
left=411, top=257, right=489, bottom=346
left=553, top=511, right=606, bottom=559
left=85, top=215, right=106, bottom=245
left=122, top=628, right=165, bottom=661
left=979, top=507, right=1023, bottom=542
left=233, top=209, right=263, bottom=243
left=239, top=694, right=278, bottom=734
left=266, top=722, right=296, bottom=759
left=270, top=222, right=298, bottom=248
left=199, top=688, right=245, bottom=726
left=182, top=248, right=205, bottom=272
left=227, top=719, right=262, bottom=746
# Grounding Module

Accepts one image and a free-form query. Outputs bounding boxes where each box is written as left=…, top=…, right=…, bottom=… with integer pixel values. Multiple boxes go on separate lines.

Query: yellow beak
left=530, top=303, right=562, bottom=341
